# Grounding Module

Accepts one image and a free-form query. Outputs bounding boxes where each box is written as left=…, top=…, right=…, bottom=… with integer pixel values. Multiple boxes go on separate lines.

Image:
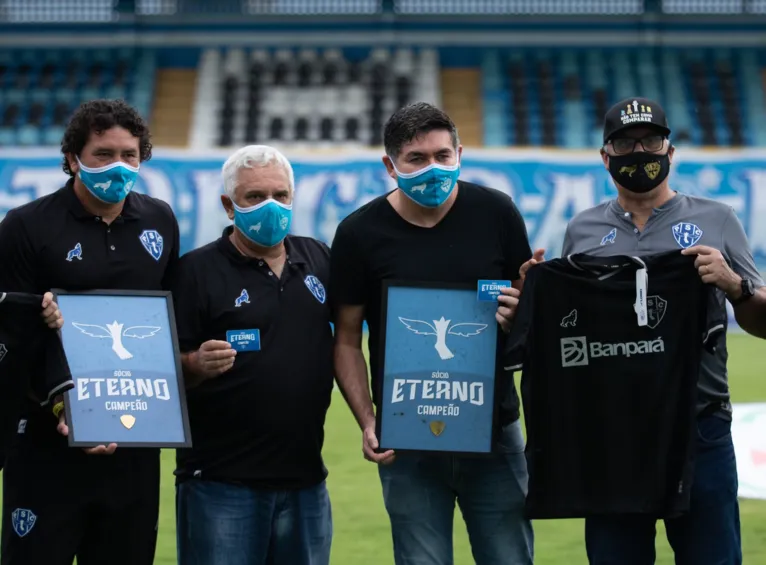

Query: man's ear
left=668, top=144, right=675, bottom=164
left=67, top=153, right=79, bottom=176
left=221, top=195, right=235, bottom=221
left=382, top=155, right=397, bottom=183
left=600, top=148, right=609, bottom=170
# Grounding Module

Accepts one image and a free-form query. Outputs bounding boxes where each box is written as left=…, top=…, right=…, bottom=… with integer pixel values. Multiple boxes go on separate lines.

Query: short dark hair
left=61, top=99, right=152, bottom=176
left=383, top=102, right=459, bottom=159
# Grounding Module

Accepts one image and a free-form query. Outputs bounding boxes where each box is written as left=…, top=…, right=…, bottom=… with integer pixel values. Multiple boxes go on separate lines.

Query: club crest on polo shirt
left=672, top=222, right=703, bottom=249
left=139, top=230, right=164, bottom=261
left=304, top=275, right=326, bottom=304
left=235, top=289, right=250, bottom=308
left=0, top=343, right=7, bottom=363
left=600, top=228, right=617, bottom=246
left=11, top=508, right=36, bottom=537
left=66, top=242, right=83, bottom=262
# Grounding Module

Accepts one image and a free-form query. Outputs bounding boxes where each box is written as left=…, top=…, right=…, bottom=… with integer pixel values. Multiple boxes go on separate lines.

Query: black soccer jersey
left=0, top=292, right=73, bottom=466
left=504, top=250, right=726, bottom=519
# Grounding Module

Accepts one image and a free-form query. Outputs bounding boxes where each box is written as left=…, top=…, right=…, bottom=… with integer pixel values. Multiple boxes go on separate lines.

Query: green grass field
left=8, top=335, right=766, bottom=564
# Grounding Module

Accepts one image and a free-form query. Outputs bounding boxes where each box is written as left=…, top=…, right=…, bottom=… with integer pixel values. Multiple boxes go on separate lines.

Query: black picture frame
left=374, top=279, right=502, bottom=456
left=52, top=288, right=192, bottom=449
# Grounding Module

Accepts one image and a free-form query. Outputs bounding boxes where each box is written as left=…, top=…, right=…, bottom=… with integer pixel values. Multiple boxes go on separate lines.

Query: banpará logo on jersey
left=399, top=316, right=488, bottom=361
left=647, top=295, right=667, bottom=329
left=11, top=508, right=36, bottom=537
left=672, top=222, right=703, bottom=249
left=235, top=289, right=250, bottom=307
left=600, top=228, right=617, bottom=246
left=139, top=230, right=164, bottom=261
left=71, top=321, right=161, bottom=360
left=0, top=343, right=6, bottom=363
left=560, top=335, right=665, bottom=367
left=66, top=242, right=83, bottom=262
left=304, top=275, right=326, bottom=304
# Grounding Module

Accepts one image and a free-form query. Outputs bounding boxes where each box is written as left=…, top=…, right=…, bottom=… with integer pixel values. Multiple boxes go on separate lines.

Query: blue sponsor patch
left=672, top=222, right=703, bottom=249
left=227, top=329, right=261, bottom=352
left=11, top=508, right=36, bottom=537
left=477, top=280, right=511, bottom=302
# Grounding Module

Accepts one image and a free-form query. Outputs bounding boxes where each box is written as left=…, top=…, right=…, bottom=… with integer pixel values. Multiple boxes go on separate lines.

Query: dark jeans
left=176, top=478, right=332, bottom=565
left=585, top=415, right=742, bottom=565
left=377, top=420, right=534, bottom=565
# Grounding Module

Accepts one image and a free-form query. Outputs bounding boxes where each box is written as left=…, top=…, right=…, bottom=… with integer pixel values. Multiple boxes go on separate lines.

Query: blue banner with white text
left=1, top=147, right=762, bottom=328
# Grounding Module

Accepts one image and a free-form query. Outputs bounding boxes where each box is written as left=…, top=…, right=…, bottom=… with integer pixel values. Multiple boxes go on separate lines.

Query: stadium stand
left=1, top=0, right=766, bottom=149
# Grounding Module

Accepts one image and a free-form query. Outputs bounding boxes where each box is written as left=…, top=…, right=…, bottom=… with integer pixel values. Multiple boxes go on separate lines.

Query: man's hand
left=681, top=245, right=742, bottom=298
left=190, top=340, right=237, bottom=380
left=40, top=292, right=63, bottom=330
left=496, top=286, right=521, bottom=332
left=362, top=425, right=395, bottom=465
left=520, top=248, right=546, bottom=283
left=54, top=396, right=117, bottom=455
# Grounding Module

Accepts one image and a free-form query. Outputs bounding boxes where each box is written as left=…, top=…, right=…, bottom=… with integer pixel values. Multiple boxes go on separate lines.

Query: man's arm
left=0, top=210, right=37, bottom=291
left=721, top=208, right=766, bottom=338
left=333, top=305, right=375, bottom=430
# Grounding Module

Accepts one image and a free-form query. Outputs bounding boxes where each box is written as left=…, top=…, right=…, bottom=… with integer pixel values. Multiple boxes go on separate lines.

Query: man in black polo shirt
left=0, top=99, right=180, bottom=565
left=329, top=102, right=535, bottom=565
left=171, top=145, right=333, bottom=565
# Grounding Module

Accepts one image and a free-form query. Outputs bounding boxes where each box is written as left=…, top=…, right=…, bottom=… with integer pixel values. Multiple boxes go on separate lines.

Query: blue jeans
left=378, top=419, right=534, bottom=565
left=585, top=415, right=742, bottom=565
left=176, top=479, right=332, bottom=565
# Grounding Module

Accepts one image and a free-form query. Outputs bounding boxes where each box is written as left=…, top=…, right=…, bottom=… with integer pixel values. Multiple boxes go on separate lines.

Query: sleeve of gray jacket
left=722, top=208, right=765, bottom=288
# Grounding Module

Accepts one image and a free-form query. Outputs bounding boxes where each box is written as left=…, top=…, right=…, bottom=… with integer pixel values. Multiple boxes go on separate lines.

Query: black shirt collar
left=216, top=226, right=307, bottom=266
left=64, top=178, right=140, bottom=222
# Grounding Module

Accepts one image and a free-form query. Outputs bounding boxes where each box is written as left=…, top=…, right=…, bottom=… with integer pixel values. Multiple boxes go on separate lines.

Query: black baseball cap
left=603, top=97, right=671, bottom=144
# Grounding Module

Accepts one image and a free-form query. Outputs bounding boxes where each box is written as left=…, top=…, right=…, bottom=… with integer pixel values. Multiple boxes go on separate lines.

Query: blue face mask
left=77, top=157, right=140, bottom=204
left=391, top=160, right=460, bottom=208
left=233, top=199, right=293, bottom=248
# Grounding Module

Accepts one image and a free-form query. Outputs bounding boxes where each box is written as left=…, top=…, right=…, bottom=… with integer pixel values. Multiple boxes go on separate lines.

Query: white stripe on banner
left=732, top=403, right=766, bottom=500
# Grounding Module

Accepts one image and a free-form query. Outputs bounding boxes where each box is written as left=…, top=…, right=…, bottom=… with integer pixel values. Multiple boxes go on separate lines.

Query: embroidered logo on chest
left=139, top=230, right=164, bottom=261
left=600, top=228, right=617, bottom=246
left=66, top=243, right=83, bottom=262
left=672, top=222, right=703, bottom=249
left=235, top=289, right=250, bottom=308
left=304, top=275, right=326, bottom=304
left=0, top=343, right=7, bottom=363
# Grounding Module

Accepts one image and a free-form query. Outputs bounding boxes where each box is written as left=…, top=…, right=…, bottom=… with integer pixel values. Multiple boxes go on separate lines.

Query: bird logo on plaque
left=71, top=321, right=161, bottom=360
left=398, top=316, right=488, bottom=360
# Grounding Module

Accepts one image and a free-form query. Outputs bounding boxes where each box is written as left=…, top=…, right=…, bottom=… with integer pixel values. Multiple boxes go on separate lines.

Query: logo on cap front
left=620, top=100, right=654, bottom=126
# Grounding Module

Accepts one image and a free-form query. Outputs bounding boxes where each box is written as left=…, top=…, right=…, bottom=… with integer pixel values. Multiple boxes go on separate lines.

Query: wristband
left=52, top=401, right=65, bottom=419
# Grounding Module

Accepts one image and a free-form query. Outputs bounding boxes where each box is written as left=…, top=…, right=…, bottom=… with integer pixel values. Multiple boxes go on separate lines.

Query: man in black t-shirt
left=330, top=102, right=534, bottom=565
left=504, top=251, right=726, bottom=521
left=0, top=292, right=69, bottom=468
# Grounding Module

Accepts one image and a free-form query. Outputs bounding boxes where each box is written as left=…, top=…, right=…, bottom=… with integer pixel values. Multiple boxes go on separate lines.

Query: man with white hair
left=171, top=145, right=334, bottom=565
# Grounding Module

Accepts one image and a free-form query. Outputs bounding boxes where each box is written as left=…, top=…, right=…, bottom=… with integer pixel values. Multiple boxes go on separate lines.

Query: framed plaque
left=53, top=289, right=192, bottom=448
left=375, top=280, right=501, bottom=454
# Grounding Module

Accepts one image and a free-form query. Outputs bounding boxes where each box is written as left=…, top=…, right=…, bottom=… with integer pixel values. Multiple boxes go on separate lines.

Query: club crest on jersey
left=66, top=242, right=83, bottom=262
left=304, top=275, right=326, bottom=304
left=235, top=289, right=250, bottom=308
left=11, top=508, right=36, bottom=537
left=600, top=228, right=617, bottom=246
left=0, top=343, right=7, bottom=363
left=139, top=230, right=164, bottom=261
left=646, top=295, right=667, bottom=329
left=672, top=222, right=703, bottom=249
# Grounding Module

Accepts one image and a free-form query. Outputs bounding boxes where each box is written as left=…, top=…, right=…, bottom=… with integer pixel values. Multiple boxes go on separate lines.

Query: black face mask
left=607, top=151, right=671, bottom=193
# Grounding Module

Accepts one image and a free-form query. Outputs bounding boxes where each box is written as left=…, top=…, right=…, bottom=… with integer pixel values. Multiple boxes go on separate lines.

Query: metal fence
left=1, top=0, right=766, bottom=22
